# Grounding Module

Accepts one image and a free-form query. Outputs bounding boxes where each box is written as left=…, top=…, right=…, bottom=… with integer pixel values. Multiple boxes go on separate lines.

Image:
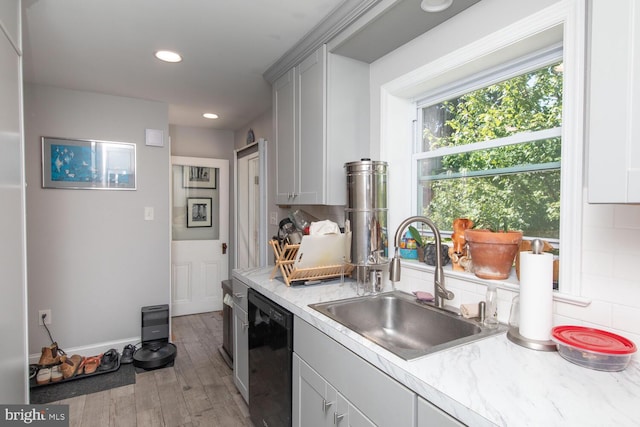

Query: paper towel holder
left=507, top=326, right=557, bottom=351
left=507, top=239, right=558, bottom=351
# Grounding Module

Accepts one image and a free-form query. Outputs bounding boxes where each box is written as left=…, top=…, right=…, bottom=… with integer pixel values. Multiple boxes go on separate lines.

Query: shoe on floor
left=38, top=342, right=60, bottom=367
left=83, top=355, right=102, bottom=374
left=51, top=365, right=63, bottom=382
left=98, top=349, right=119, bottom=371
left=120, top=344, right=135, bottom=364
left=36, top=367, right=51, bottom=385
left=60, top=354, right=83, bottom=379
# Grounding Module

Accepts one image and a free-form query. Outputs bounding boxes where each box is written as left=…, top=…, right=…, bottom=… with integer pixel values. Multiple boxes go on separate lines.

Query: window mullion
left=415, top=127, right=562, bottom=160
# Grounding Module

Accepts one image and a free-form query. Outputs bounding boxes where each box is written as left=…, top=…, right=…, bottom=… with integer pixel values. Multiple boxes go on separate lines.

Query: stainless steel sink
left=309, top=290, right=504, bottom=360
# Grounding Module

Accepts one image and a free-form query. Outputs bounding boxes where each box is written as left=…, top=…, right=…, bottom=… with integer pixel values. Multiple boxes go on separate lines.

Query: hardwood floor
left=52, top=311, right=252, bottom=426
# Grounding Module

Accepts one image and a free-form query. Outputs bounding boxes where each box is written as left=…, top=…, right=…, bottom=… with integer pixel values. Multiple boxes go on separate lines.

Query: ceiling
left=21, top=0, right=345, bottom=131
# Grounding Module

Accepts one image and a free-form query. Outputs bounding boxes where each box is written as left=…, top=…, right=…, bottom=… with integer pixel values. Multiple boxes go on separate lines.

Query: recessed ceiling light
left=420, top=0, right=453, bottom=12
left=154, top=50, right=182, bottom=63
left=203, top=113, right=219, bottom=119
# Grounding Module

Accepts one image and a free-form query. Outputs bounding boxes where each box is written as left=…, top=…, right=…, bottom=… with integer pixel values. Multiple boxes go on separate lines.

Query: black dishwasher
left=248, top=288, right=293, bottom=427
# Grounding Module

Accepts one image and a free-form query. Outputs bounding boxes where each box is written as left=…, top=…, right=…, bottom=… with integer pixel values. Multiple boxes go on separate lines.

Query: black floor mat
left=29, top=363, right=136, bottom=404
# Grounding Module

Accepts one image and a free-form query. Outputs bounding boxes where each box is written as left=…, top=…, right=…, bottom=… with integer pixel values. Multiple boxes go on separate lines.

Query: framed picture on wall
left=42, top=136, right=136, bottom=190
left=187, top=197, right=212, bottom=228
left=183, top=166, right=216, bottom=189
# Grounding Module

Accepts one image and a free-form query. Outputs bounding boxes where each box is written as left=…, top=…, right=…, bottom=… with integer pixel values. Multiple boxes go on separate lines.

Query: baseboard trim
left=29, top=336, right=141, bottom=365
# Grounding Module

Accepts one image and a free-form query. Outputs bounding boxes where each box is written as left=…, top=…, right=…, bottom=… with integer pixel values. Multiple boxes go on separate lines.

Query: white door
left=171, top=156, right=229, bottom=316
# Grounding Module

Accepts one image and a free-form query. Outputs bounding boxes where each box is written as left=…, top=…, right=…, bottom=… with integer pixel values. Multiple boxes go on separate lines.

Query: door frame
left=170, top=156, right=229, bottom=315
left=233, top=139, right=268, bottom=268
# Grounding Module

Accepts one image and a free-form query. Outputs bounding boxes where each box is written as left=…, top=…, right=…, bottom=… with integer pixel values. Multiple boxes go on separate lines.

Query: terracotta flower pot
left=464, top=229, right=523, bottom=280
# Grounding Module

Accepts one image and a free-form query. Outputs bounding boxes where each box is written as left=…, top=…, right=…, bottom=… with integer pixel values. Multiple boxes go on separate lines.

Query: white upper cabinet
left=273, top=44, right=369, bottom=205
left=588, top=0, right=640, bottom=203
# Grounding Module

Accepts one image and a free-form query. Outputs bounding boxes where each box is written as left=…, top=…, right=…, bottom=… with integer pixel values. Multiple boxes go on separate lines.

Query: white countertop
left=233, top=267, right=640, bottom=427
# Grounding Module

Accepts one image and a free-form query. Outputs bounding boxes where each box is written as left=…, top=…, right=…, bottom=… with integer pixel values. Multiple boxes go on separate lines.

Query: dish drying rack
left=269, top=239, right=354, bottom=286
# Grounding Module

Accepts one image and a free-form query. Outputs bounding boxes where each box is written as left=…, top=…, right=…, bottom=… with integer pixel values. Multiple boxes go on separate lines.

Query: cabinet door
left=294, top=354, right=335, bottom=427
left=334, top=394, right=376, bottom=427
left=274, top=68, right=297, bottom=204
left=296, top=45, right=326, bottom=204
left=417, top=396, right=464, bottom=427
left=232, top=306, right=249, bottom=402
left=588, top=0, right=640, bottom=202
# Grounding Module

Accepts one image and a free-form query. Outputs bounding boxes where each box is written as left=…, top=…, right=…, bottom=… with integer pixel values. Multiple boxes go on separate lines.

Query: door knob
left=222, top=243, right=227, bottom=254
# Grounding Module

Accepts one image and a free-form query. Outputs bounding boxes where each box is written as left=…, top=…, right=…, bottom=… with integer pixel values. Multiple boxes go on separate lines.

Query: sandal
left=83, top=355, right=102, bottom=374
left=51, top=365, right=63, bottom=382
left=60, top=354, right=83, bottom=379
left=98, top=349, right=119, bottom=371
left=120, top=344, right=136, bottom=364
left=36, top=367, right=51, bottom=385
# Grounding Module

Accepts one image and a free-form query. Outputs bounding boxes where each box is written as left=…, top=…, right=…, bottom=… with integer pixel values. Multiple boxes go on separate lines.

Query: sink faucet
left=389, top=216, right=455, bottom=309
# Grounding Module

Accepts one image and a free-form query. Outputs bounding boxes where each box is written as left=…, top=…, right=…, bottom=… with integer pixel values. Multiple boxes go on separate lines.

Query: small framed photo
left=187, top=197, right=212, bottom=228
left=183, top=166, right=216, bottom=189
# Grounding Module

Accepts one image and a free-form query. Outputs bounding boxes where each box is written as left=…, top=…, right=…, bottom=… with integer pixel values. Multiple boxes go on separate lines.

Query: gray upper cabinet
left=588, top=0, right=640, bottom=203
left=274, top=44, right=369, bottom=206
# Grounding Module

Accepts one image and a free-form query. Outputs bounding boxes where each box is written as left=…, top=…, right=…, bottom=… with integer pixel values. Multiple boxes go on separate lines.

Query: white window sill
left=400, top=259, right=591, bottom=307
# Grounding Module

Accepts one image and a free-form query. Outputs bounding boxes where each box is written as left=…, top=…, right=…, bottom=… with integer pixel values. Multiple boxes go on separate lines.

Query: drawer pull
left=233, top=292, right=244, bottom=299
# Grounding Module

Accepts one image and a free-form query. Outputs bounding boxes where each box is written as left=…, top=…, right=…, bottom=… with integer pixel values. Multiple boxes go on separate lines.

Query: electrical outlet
left=39, top=309, right=52, bottom=326
left=270, top=212, right=278, bottom=226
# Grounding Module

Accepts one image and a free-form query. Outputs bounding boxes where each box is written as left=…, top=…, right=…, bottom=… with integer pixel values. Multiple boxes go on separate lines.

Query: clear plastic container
left=483, top=283, right=499, bottom=329
left=551, top=326, right=636, bottom=371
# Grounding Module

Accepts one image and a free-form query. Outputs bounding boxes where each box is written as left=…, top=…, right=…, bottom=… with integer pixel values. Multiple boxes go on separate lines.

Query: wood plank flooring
left=52, top=311, right=252, bottom=427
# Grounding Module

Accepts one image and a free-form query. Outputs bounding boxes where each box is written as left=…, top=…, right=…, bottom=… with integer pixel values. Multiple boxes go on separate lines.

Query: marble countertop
left=233, top=267, right=640, bottom=426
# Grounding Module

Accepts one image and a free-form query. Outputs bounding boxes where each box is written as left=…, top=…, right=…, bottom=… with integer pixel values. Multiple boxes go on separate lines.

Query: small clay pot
left=464, top=229, right=523, bottom=280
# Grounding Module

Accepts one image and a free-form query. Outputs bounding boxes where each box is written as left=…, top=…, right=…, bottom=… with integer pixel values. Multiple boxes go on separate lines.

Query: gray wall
left=24, top=84, right=171, bottom=355
left=170, top=124, right=234, bottom=159
left=233, top=108, right=282, bottom=249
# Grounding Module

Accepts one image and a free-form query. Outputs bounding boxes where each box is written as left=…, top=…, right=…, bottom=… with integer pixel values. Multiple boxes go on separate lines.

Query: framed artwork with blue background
left=42, top=137, right=136, bottom=190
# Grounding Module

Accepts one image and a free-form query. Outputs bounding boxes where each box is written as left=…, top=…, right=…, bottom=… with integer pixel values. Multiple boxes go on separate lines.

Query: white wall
left=369, top=0, right=640, bottom=344
left=24, top=84, right=171, bottom=356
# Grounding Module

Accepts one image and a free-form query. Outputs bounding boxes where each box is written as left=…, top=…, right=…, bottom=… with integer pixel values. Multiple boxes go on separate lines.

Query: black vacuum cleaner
left=133, top=304, right=177, bottom=370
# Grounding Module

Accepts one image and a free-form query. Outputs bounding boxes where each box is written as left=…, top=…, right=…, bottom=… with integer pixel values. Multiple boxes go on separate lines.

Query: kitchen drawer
left=232, top=277, right=249, bottom=311
left=294, top=317, right=415, bottom=427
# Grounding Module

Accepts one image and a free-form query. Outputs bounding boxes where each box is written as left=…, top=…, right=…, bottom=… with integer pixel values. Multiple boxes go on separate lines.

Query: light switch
left=144, top=207, right=154, bottom=221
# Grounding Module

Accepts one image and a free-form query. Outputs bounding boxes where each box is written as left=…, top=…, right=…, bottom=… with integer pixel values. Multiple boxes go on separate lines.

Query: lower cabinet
left=417, top=397, right=465, bottom=427
left=294, top=354, right=375, bottom=427
left=293, top=317, right=464, bottom=427
left=232, top=306, right=248, bottom=402
left=232, top=278, right=249, bottom=402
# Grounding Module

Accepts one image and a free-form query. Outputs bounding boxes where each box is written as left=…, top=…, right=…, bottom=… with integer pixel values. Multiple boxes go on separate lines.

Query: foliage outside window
left=416, top=60, right=563, bottom=241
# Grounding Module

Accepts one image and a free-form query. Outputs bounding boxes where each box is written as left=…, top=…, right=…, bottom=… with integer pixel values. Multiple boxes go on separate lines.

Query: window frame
left=379, top=1, right=586, bottom=299
left=413, top=46, right=564, bottom=242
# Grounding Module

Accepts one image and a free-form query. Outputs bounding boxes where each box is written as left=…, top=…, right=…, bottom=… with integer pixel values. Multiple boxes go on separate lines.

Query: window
left=414, top=49, right=563, bottom=243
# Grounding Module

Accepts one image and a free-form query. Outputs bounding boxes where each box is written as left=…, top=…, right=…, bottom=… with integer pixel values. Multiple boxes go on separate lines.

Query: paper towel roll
left=519, top=251, right=554, bottom=341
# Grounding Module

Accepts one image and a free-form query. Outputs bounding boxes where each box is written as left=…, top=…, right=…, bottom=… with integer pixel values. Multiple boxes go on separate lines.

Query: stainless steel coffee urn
left=345, top=159, right=389, bottom=293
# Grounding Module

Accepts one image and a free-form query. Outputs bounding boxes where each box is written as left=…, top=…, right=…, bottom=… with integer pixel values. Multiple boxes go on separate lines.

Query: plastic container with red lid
left=551, top=326, right=637, bottom=371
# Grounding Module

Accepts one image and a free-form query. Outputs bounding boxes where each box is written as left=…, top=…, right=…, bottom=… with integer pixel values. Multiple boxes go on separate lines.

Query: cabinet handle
left=334, top=412, right=345, bottom=424
left=322, top=399, right=334, bottom=412
left=233, top=292, right=244, bottom=299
